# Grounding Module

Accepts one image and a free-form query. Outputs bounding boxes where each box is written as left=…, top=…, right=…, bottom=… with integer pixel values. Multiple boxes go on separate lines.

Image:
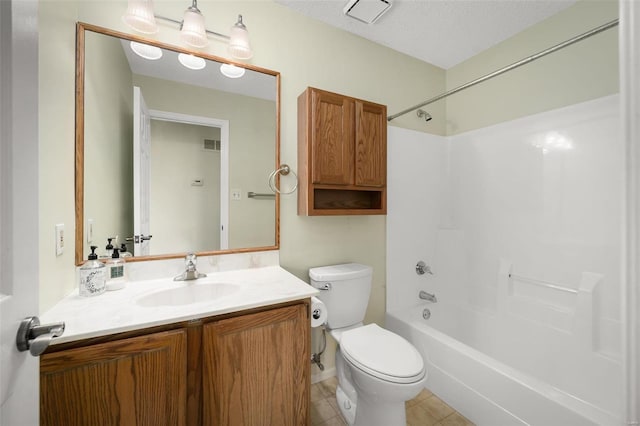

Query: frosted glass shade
left=181, top=9, right=208, bottom=48
left=228, top=17, right=253, bottom=60
left=122, top=0, right=158, bottom=34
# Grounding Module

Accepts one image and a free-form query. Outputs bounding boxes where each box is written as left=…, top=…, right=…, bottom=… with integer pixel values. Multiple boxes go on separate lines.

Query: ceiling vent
left=343, top=0, right=392, bottom=24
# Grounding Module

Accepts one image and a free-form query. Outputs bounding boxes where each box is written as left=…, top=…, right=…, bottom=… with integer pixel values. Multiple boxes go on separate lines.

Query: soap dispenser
left=106, top=248, right=126, bottom=291
left=79, top=245, right=106, bottom=297
left=104, top=238, right=114, bottom=258
left=119, top=243, right=132, bottom=258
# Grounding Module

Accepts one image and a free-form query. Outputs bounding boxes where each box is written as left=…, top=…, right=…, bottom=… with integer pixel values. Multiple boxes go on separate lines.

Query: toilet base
left=336, top=386, right=356, bottom=425
left=352, top=395, right=407, bottom=426
left=335, top=384, right=409, bottom=426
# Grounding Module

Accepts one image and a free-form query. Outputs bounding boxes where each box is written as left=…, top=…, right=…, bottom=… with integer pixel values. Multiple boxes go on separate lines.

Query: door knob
left=127, top=234, right=153, bottom=243
left=16, top=316, right=65, bottom=356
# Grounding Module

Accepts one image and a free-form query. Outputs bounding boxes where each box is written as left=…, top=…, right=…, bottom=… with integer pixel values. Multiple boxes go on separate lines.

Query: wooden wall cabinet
left=298, top=87, right=387, bottom=215
left=40, top=302, right=310, bottom=426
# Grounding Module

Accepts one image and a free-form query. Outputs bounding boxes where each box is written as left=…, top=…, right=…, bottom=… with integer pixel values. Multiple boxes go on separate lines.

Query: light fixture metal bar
left=154, top=14, right=230, bottom=40
left=387, top=19, right=619, bottom=122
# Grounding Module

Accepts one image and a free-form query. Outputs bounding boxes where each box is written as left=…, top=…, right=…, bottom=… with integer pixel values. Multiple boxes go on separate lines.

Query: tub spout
left=419, top=290, right=437, bottom=303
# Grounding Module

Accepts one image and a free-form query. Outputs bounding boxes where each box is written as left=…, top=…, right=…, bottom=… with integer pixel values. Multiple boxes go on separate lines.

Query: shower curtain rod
left=387, top=19, right=620, bottom=122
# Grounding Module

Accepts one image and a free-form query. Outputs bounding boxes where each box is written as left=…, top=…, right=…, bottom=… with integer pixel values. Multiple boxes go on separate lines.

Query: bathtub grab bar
left=508, top=273, right=578, bottom=295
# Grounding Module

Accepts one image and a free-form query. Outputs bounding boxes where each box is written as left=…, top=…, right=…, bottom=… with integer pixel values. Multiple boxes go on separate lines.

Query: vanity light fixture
left=178, top=53, right=206, bottom=70
left=130, top=41, right=163, bottom=60
left=122, top=0, right=158, bottom=34
left=219, top=63, right=245, bottom=79
left=122, top=0, right=254, bottom=60
left=180, top=0, right=208, bottom=48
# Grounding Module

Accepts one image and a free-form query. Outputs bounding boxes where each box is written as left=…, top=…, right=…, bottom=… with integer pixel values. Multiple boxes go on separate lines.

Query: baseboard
left=311, top=367, right=336, bottom=384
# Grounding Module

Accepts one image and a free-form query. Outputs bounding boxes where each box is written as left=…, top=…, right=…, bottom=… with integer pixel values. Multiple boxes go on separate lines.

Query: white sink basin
left=136, top=283, right=239, bottom=307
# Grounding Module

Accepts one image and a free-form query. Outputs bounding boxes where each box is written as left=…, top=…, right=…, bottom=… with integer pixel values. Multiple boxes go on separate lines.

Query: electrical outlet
left=55, top=224, right=64, bottom=256
left=231, top=189, right=242, bottom=200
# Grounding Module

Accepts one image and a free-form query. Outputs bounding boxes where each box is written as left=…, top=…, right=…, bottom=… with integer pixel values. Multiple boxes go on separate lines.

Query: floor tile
left=420, top=395, right=455, bottom=421
left=436, top=412, right=475, bottom=426
left=311, top=398, right=339, bottom=425
left=406, top=404, right=440, bottom=426
left=319, top=415, right=348, bottom=426
left=311, top=377, right=473, bottom=426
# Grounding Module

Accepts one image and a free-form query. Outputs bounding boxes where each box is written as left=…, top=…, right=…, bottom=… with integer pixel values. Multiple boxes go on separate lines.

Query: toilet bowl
left=309, top=263, right=428, bottom=426
left=332, top=324, right=427, bottom=426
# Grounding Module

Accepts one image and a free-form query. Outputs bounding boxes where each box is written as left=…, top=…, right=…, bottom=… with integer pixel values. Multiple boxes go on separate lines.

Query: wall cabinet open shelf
left=298, top=87, right=387, bottom=216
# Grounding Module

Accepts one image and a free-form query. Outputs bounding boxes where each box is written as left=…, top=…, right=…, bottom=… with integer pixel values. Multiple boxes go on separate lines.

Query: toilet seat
left=340, top=324, right=425, bottom=384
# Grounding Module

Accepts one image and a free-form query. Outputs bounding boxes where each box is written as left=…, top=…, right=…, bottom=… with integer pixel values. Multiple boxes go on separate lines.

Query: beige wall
left=38, top=0, right=618, bottom=378
left=133, top=74, right=277, bottom=250
left=149, top=120, right=220, bottom=254
left=445, top=0, right=619, bottom=135
left=38, top=1, right=447, bottom=376
left=84, top=30, right=134, bottom=259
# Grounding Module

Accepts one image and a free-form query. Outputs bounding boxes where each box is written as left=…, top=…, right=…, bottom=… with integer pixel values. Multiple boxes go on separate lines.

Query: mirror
left=75, top=23, right=280, bottom=265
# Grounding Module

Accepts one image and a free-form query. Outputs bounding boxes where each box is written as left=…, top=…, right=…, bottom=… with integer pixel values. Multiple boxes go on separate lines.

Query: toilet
left=310, top=263, right=427, bottom=426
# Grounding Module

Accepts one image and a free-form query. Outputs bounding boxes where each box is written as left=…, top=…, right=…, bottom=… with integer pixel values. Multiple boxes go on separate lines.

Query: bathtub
left=386, top=304, right=621, bottom=426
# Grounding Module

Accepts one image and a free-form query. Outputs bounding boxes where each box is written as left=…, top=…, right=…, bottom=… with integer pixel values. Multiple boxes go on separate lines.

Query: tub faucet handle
left=416, top=261, right=433, bottom=275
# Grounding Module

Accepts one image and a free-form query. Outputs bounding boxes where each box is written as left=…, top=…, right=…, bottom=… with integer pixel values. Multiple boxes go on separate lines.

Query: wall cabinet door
left=311, top=89, right=354, bottom=185
left=355, top=100, right=387, bottom=187
left=40, top=329, right=187, bottom=426
left=202, top=304, right=310, bottom=425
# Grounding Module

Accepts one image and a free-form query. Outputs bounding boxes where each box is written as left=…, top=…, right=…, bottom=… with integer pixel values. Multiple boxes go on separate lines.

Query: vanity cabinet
left=40, top=301, right=310, bottom=426
left=297, top=87, right=387, bottom=215
left=203, top=304, right=309, bottom=424
left=40, top=329, right=187, bottom=426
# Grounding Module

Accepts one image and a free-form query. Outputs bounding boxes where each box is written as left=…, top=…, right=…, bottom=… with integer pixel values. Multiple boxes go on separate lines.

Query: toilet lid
left=340, top=324, right=425, bottom=384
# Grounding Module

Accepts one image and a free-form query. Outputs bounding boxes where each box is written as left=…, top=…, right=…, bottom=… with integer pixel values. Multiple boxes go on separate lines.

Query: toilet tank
left=309, top=263, right=373, bottom=330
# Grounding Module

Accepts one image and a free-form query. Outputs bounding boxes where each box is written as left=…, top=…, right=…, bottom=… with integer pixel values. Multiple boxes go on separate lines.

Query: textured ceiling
left=275, top=0, right=578, bottom=69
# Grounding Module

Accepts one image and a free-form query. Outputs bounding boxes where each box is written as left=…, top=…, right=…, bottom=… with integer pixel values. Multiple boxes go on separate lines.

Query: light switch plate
left=55, top=223, right=64, bottom=256
left=87, top=219, right=94, bottom=243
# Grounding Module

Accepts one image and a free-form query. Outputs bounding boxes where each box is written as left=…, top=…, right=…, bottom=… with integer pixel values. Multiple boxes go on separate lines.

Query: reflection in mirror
left=76, top=24, right=280, bottom=265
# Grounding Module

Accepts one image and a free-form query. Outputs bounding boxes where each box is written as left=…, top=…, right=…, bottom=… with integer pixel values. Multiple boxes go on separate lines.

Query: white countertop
left=41, top=266, right=318, bottom=345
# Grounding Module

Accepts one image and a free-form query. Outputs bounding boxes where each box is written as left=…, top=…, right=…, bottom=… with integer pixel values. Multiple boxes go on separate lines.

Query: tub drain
left=423, top=308, right=431, bottom=320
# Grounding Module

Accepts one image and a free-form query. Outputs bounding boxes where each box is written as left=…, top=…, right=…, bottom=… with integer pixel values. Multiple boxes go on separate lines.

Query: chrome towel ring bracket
left=268, top=164, right=298, bottom=195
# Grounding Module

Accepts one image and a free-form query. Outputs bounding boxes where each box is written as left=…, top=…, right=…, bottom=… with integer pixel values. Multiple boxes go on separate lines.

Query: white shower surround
left=386, top=95, right=623, bottom=425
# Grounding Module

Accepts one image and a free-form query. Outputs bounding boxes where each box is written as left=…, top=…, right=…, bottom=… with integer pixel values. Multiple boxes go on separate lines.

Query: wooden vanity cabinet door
left=202, top=303, right=310, bottom=426
left=40, top=329, right=187, bottom=426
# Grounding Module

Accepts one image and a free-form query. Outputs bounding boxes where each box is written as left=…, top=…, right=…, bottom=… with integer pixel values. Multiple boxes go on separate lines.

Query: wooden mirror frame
left=75, top=22, right=281, bottom=266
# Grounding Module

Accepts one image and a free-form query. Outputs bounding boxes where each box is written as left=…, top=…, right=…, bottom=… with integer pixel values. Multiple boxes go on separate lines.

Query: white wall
left=386, top=127, right=446, bottom=312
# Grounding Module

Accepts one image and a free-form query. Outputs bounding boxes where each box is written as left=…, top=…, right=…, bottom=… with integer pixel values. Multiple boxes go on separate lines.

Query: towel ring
left=268, top=164, right=298, bottom=195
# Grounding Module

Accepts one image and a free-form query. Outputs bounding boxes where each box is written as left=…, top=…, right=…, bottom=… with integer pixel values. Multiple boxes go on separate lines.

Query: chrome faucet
left=419, top=290, right=437, bottom=303
left=174, top=253, right=207, bottom=281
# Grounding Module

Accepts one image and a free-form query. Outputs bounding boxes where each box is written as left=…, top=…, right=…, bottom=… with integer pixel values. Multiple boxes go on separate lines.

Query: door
left=0, top=0, right=40, bottom=424
left=133, top=86, right=152, bottom=256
